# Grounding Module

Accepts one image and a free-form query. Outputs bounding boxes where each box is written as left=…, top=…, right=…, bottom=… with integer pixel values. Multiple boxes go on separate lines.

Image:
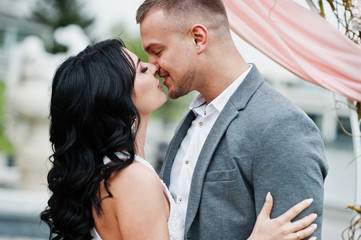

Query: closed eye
left=141, top=67, right=148, bottom=73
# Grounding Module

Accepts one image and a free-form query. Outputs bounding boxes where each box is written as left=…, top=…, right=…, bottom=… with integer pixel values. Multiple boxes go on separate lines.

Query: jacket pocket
left=204, top=168, right=239, bottom=182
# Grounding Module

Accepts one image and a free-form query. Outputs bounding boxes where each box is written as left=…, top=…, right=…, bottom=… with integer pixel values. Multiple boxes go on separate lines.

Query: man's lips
left=163, top=76, right=169, bottom=87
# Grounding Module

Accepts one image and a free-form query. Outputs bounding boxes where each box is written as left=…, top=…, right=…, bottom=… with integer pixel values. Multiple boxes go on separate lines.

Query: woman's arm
left=111, top=161, right=170, bottom=240
left=248, top=192, right=317, bottom=240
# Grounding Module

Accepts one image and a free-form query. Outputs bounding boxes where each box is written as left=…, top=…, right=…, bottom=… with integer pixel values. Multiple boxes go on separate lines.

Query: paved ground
left=0, top=188, right=49, bottom=239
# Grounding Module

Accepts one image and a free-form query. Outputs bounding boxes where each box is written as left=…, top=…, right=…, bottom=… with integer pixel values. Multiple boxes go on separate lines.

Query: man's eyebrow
left=136, top=58, right=141, bottom=68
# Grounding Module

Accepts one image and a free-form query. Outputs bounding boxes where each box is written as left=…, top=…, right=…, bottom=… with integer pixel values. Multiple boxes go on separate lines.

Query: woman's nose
left=150, top=64, right=159, bottom=76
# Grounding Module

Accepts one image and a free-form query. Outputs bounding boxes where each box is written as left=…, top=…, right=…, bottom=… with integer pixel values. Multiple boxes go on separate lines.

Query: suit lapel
left=184, top=64, right=264, bottom=234
left=160, top=110, right=195, bottom=186
left=184, top=105, right=239, bottom=233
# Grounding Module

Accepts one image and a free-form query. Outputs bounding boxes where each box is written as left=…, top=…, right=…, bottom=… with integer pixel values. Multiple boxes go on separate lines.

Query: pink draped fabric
left=223, top=0, right=361, bottom=102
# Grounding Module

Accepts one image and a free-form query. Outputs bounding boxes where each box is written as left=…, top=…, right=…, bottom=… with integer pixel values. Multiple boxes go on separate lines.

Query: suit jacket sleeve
left=252, top=108, right=328, bottom=239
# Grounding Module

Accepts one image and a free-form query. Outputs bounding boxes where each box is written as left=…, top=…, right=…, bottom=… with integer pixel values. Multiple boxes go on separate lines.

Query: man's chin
left=167, top=91, right=187, bottom=100
left=167, top=93, right=179, bottom=100
left=166, top=85, right=191, bottom=99
left=165, top=87, right=174, bottom=99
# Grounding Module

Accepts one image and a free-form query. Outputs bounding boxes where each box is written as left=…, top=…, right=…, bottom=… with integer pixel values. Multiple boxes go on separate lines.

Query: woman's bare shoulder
left=111, top=161, right=160, bottom=188
left=107, top=161, right=164, bottom=205
left=107, top=161, right=169, bottom=239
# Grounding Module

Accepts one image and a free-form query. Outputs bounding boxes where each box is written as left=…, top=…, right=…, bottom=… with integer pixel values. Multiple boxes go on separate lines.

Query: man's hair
left=136, top=0, right=229, bottom=27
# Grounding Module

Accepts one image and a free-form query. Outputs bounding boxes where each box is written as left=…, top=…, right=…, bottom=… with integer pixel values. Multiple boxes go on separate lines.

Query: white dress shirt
left=169, top=65, right=252, bottom=223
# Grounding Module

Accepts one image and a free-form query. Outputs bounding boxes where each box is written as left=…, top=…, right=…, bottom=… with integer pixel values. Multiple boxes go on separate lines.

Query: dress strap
left=134, top=155, right=156, bottom=173
left=103, top=153, right=155, bottom=173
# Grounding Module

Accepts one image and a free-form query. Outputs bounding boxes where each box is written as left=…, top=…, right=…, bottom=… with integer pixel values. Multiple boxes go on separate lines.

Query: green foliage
left=32, top=0, right=95, bottom=53
left=0, top=81, right=13, bottom=154
left=151, top=94, right=193, bottom=125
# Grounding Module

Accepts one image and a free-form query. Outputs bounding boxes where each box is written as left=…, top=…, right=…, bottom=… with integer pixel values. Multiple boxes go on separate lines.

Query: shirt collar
left=189, top=94, right=207, bottom=116
left=189, top=64, right=252, bottom=115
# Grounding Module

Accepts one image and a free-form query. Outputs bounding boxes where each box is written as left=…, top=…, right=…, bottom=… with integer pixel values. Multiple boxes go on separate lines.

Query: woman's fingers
left=282, top=199, right=317, bottom=240
left=257, top=192, right=273, bottom=220
left=290, top=213, right=317, bottom=232
left=280, top=198, right=314, bottom=221
left=248, top=194, right=318, bottom=240
left=294, top=223, right=318, bottom=239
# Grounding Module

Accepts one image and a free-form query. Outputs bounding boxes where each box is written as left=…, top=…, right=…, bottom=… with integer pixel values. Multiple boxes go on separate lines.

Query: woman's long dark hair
left=40, top=39, right=139, bottom=240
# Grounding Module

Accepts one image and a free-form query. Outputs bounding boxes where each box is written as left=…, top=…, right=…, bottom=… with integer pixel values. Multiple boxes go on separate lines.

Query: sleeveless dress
left=90, top=154, right=185, bottom=240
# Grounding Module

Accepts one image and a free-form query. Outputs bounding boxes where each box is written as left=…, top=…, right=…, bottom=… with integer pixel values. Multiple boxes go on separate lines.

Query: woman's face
left=124, top=49, right=167, bottom=115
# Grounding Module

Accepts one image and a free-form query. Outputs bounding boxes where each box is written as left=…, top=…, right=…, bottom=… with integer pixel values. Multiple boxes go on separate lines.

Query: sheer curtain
left=223, top=0, right=361, bottom=102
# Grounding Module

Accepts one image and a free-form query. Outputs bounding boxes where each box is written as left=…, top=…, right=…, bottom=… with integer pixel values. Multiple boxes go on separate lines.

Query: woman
left=40, top=39, right=317, bottom=240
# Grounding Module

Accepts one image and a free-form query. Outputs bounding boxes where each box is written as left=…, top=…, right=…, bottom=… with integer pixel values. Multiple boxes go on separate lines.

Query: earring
left=131, top=118, right=137, bottom=134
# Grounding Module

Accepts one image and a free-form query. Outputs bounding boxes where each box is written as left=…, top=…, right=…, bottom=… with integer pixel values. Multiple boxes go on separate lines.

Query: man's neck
left=199, top=51, right=248, bottom=104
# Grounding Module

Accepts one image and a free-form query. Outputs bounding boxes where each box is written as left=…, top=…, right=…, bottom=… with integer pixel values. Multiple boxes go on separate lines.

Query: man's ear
left=190, top=24, right=208, bottom=54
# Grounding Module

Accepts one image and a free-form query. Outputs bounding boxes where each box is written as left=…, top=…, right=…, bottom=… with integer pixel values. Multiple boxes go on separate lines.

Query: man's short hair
left=136, top=0, right=228, bottom=25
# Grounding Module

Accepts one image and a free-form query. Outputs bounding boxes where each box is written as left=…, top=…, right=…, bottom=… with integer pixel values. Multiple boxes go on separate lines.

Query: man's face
left=140, top=9, right=197, bottom=99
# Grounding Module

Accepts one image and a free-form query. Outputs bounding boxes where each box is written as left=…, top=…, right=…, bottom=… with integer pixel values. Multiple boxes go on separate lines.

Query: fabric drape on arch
left=223, top=0, right=361, bottom=206
left=223, top=0, right=361, bottom=102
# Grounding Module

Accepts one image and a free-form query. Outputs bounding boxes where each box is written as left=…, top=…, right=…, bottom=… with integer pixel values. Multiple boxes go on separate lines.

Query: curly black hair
left=40, top=39, right=140, bottom=239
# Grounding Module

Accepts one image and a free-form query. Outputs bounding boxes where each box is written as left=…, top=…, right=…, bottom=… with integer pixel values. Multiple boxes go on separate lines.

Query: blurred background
left=0, top=0, right=358, bottom=239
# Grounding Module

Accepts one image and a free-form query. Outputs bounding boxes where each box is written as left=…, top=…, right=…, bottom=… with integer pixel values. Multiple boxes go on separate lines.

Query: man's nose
left=148, top=55, right=157, bottom=65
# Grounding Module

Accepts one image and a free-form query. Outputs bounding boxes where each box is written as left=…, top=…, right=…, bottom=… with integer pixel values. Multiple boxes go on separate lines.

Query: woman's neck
left=134, top=114, right=150, bottom=159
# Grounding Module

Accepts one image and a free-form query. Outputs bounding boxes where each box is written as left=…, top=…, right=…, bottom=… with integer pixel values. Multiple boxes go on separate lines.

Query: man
left=136, top=0, right=328, bottom=239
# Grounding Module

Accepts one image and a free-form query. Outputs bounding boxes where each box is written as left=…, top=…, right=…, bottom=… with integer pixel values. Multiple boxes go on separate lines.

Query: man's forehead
left=140, top=9, right=183, bottom=51
left=140, top=8, right=168, bottom=27
left=140, top=14, right=168, bottom=51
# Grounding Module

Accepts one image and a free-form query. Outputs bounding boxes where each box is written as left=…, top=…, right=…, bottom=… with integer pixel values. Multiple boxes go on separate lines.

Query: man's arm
left=253, top=111, right=328, bottom=239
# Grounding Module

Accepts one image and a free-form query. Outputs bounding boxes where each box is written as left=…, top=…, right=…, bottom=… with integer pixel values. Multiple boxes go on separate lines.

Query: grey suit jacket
left=160, top=65, right=328, bottom=240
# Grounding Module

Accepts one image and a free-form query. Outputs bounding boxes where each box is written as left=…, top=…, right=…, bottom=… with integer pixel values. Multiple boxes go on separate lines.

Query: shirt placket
left=175, top=112, right=205, bottom=216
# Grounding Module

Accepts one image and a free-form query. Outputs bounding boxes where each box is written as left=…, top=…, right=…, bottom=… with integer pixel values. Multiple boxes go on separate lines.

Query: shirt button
left=178, top=197, right=183, bottom=202
left=198, top=122, right=203, bottom=127
left=184, top=160, right=190, bottom=164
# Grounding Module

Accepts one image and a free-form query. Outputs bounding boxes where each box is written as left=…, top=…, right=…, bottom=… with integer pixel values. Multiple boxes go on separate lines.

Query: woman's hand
left=247, top=192, right=318, bottom=240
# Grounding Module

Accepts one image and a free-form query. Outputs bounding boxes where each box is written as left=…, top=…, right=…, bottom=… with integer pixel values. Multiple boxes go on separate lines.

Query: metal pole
left=348, top=99, right=361, bottom=205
